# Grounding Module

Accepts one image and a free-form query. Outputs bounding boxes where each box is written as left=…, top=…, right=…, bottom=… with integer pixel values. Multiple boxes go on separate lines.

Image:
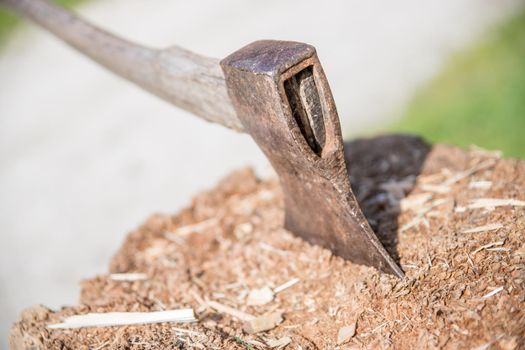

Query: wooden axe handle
left=1, top=0, right=243, bottom=131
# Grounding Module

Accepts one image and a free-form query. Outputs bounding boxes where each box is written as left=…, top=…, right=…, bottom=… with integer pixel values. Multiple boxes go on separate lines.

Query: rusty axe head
left=221, top=41, right=404, bottom=278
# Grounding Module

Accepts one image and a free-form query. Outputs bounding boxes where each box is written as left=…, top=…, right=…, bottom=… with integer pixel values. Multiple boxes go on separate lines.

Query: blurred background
left=1, top=0, right=524, bottom=345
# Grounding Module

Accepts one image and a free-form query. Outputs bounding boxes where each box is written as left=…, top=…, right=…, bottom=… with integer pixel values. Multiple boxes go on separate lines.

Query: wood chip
left=247, top=286, right=274, bottom=306
left=461, top=223, right=503, bottom=234
left=472, top=241, right=504, bottom=255
left=399, top=216, right=422, bottom=233
left=514, top=247, right=525, bottom=256
left=47, top=309, right=196, bottom=329
left=473, top=342, right=492, bottom=350
left=109, top=273, right=147, bottom=281
left=258, top=242, right=289, bottom=256
left=468, top=180, right=492, bottom=190
left=234, top=222, right=253, bottom=239
left=266, top=336, right=292, bottom=348
left=422, top=198, right=452, bottom=212
left=167, top=218, right=218, bottom=238
left=487, top=247, right=511, bottom=252
left=420, top=183, right=450, bottom=194
left=482, top=286, right=504, bottom=299
left=190, top=291, right=208, bottom=310
left=207, top=300, right=255, bottom=321
left=400, top=193, right=433, bottom=211
left=499, top=336, right=518, bottom=350
left=455, top=206, right=467, bottom=213
left=273, top=278, right=299, bottom=294
left=417, top=172, right=444, bottom=184
left=337, top=322, right=357, bottom=345
left=246, top=339, right=267, bottom=348
left=172, top=328, right=204, bottom=336
left=443, top=158, right=496, bottom=186
left=401, top=199, right=453, bottom=232
left=467, top=198, right=525, bottom=210
left=243, top=312, right=283, bottom=334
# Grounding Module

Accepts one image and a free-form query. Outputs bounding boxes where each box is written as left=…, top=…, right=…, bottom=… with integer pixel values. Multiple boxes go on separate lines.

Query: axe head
left=221, top=41, right=403, bottom=278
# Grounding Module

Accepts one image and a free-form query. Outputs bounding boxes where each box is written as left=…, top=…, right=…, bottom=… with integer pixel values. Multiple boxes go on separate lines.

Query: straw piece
left=482, top=286, right=504, bottom=299
left=467, top=198, right=525, bottom=210
left=206, top=300, right=255, bottom=321
left=400, top=193, right=433, bottom=211
left=420, top=184, right=450, bottom=194
left=167, top=218, right=218, bottom=238
left=47, top=309, right=196, bottom=329
left=273, top=278, right=299, bottom=294
left=468, top=181, right=492, bottom=190
left=443, top=159, right=496, bottom=186
left=472, top=241, right=504, bottom=255
left=109, top=273, right=147, bottom=281
left=461, top=223, right=503, bottom=234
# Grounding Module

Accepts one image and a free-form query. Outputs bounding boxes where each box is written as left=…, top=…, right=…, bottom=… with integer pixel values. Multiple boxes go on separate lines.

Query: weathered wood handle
left=1, top=0, right=243, bottom=131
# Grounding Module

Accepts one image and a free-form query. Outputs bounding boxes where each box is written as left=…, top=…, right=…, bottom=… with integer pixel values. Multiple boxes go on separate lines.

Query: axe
left=1, top=0, right=404, bottom=278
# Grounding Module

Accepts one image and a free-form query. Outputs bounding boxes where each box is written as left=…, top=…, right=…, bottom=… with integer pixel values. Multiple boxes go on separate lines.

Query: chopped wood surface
left=10, top=136, right=525, bottom=349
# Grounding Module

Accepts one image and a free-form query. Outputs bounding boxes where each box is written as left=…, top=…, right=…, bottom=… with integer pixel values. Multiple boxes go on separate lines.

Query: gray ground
left=0, top=0, right=522, bottom=346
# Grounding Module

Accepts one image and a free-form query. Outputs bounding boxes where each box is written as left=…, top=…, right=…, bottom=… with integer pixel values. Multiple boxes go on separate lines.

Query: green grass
left=232, top=336, right=255, bottom=350
left=0, top=0, right=88, bottom=46
left=388, top=10, right=525, bottom=159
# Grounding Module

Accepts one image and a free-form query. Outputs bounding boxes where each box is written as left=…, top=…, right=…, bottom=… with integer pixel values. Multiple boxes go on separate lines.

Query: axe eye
left=283, top=66, right=326, bottom=156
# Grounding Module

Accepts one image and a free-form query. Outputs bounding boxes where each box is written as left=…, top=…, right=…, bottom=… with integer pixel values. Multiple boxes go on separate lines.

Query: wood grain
left=1, top=0, right=243, bottom=131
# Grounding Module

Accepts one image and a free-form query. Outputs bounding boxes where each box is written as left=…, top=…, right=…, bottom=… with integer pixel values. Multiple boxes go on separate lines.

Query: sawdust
left=10, top=136, right=525, bottom=349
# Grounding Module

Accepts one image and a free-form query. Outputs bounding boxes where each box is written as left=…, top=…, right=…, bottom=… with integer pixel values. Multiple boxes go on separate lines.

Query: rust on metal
left=221, top=40, right=404, bottom=277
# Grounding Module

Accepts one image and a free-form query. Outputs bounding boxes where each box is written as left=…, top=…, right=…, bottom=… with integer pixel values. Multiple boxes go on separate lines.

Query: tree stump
left=10, top=136, right=525, bottom=349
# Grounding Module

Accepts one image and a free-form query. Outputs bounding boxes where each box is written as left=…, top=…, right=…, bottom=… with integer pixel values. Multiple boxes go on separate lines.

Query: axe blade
left=221, top=40, right=404, bottom=278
